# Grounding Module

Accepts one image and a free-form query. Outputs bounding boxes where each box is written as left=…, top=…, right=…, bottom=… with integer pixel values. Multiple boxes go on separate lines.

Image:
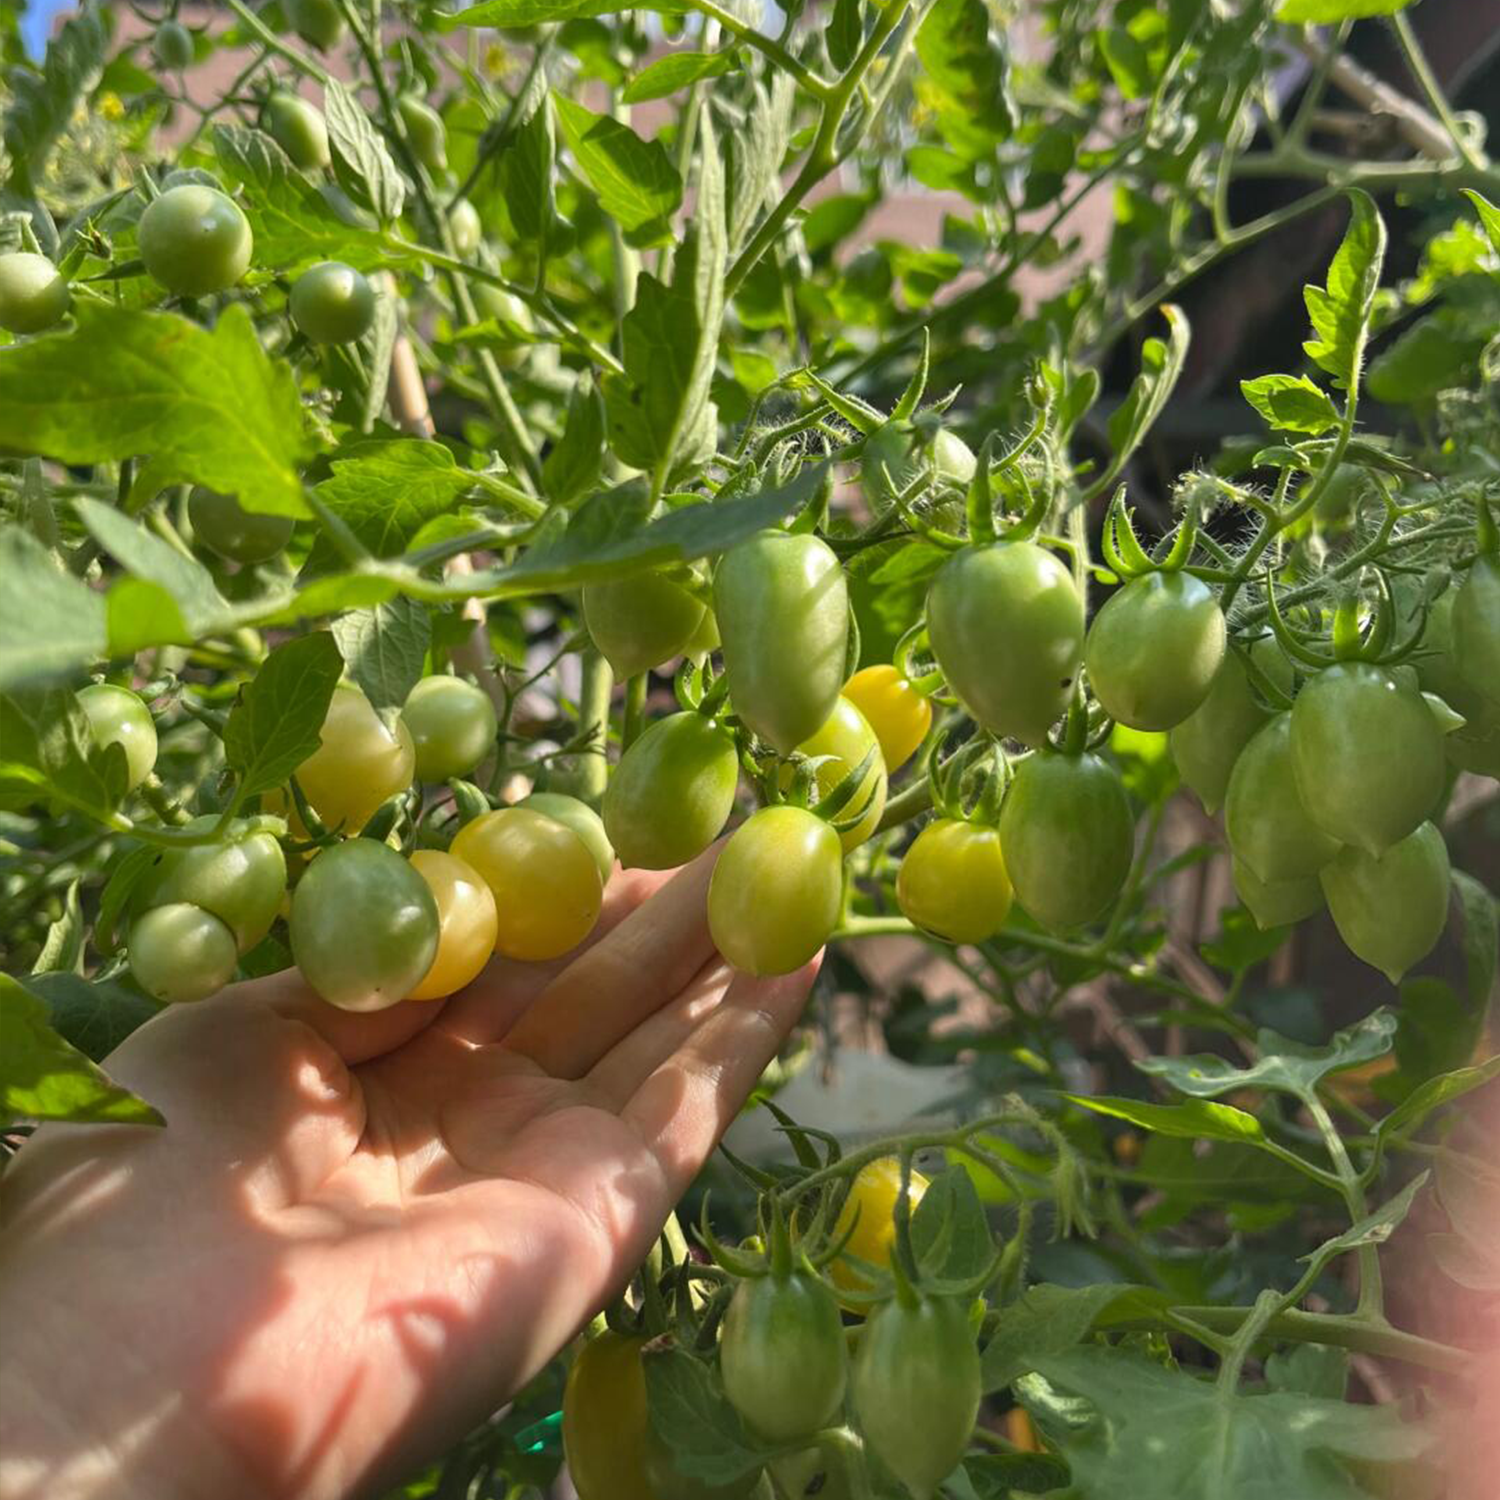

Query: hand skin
left=0, top=850, right=818, bottom=1500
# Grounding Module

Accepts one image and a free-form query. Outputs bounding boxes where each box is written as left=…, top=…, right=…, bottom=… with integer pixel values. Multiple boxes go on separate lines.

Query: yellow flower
left=98, top=91, right=125, bottom=121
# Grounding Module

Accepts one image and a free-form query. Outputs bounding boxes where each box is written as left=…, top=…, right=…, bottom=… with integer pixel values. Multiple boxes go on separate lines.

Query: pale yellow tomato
left=842, top=665, right=932, bottom=772
left=406, top=850, right=499, bottom=1000
left=294, top=682, right=416, bottom=833
left=830, top=1156, right=930, bottom=1299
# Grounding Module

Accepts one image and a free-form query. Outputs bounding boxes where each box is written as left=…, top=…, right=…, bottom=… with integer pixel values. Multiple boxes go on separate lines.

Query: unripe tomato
left=471, top=281, right=533, bottom=369
left=294, top=682, right=416, bottom=834
left=151, top=20, right=194, bottom=70
left=189, top=486, right=294, bottom=564
left=1224, top=714, right=1341, bottom=883
left=714, top=531, right=849, bottom=755
left=787, top=697, right=886, bottom=851
left=603, top=712, right=739, bottom=870
left=263, top=90, right=330, bottom=170
left=290, top=839, right=439, bottom=1010
left=830, top=1156, right=929, bottom=1298
left=720, top=1270, right=848, bottom=1443
left=518, top=792, right=614, bottom=883
left=1414, top=589, right=1500, bottom=779
left=138, top=184, right=253, bottom=297
left=1085, top=571, right=1226, bottom=731
left=927, top=542, right=1085, bottom=748
left=448, top=198, right=482, bottom=257
left=290, top=261, right=376, bottom=344
left=998, top=751, right=1133, bottom=930
left=852, top=1294, right=980, bottom=1499
left=400, top=675, right=497, bottom=782
left=1320, top=821, right=1451, bottom=983
left=1231, top=856, right=1323, bottom=932
left=405, top=850, right=498, bottom=1000
left=130, top=902, right=238, bottom=1004
left=140, top=816, right=286, bottom=953
left=897, top=819, right=1012, bottom=943
left=707, top=806, right=842, bottom=976
left=77, top=682, right=158, bottom=792
left=398, top=95, right=448, bottom=173
left=451, top=807, right=603, bottom=960
left=0, top=250, right=69, bottom=334
left=931, top=429, right=977, bottom=483
left=1169, top=636, right=1292, bottom=815
left=1289, top=663, right=1444, bottom=855
left=1454, top=554, right=1500, bottom=707
left=285, top=0, right=345, bottom=49
left=843, top=664, right=931, bottom=772
left=583, top=571, right=707, bottom=679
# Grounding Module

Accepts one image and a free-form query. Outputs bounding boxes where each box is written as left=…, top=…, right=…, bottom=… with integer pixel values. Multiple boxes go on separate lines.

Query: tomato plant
left=262, top=91, right=330, bottom=172
left=289, top=261, right=377, bottom=345
left=896, top=819, right=1011, bottom=944
left=76, top=682, right=157, bottom=792
left=405, top=849, right=498, bottom=1001
left=400, top=675, right=498, bottom=783
left=128, top=902, right=238, bottom=1004
left=583, top=571, right=709, bottom=680
left=136, top=184, right=253, bottom=297
left=842, top=664, right=932, bottom=772
left=0, top=251, right=69, bottom=335
left=291, top=682, right=416, bottom=834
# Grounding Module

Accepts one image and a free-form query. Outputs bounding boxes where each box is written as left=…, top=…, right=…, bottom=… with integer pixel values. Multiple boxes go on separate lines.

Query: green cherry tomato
left=400, top=675, right=498, bottom=782
left=0, top=251, right=69, bottom=334
left=138, top=184, right=253, bottom=297
left=1320, top=821, right=1451, bottom=984
left=290, top=261, right=376, bottom=344
left=285, top=0, right=345, bottom=49
left=263, top=90, right=330, bottom=170
left=927, top=541, right=1085, bottom=748
left=448, top=198, right=482, bottom=257
left=897, top=819, right=1012, bottom=943
left=1169, top=636, right=1292, bottom=815
left=140, top=816, right=287, bottom=954
left=290, top=839, right=440, bottom=1010
left=189, top=487, right=295, bottom=564
left=843, top=664, right=932, bottom=772
left=518, top=792, right=615, bottom=883
left=708, top=806, right=842, bottom=976
left=1225, top=714, right=1341, bottom=883
left=294, top=682, right=416, bottom=834
left=77, top=682, right=158, bottom=792
left=398, top=94, right=448, bottom=173
left=1454, top=553, right=1500, bottom=708
left=931, top=428, right=977, bottom=484
left=998, top=751, right=1133, bottom=930
left=852, top=1293, right=980, bottom=1500
left=788, top=697, right=887, bottom=851
left=405, top=850, right=498, bottom=1002
left=583, top=571, right=708, bottom=679
left=714, top=531, right=850, bottom=755
left=1085, top=570, right=1226, bottom=731
left=1232, top=856, right=1323, bottom=932
left=720, top=1270, right=848, bottom=1443
left=1415, top=588, right=1500, bottom=780
left=603, top=711, right=740, bottom=870
left=130, top=902, right=239, bottom=1004
left=1290, top=663, right=1445, bottom=856
left=151, top=19, right=194, bottom=70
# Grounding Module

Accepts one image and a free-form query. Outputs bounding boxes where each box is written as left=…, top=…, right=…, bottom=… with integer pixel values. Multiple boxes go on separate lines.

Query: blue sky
left=21, top=1, right=72, bottom=57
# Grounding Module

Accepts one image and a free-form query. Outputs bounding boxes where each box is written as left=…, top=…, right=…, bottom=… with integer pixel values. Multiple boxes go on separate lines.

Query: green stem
left=1389, top=11, right=1487, bottom=171
left=575, top=648, right=614, bottom=805
left=687, top=0, right=832, bottom=98
left=1305, top=1092, right=1382, bottom=1318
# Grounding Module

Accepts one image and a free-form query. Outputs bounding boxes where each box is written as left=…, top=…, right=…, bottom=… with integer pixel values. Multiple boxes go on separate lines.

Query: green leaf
left=22, top=971, right=159, bottom=1062
left=104, top=579, right=193, bottom=658
left=1240, top=373, right=1341, bottom=435
left=1264, top=1344, right=1348, bottom=1401
left=0, top=527, right=107, bottom=690
left=963, top=1452, right=1073, bottom=1496
left=323, top=77, right=406, bottom=226
left=499, top=100, right=555, bottom=247
left=1202, top=906, right=1292, bottom=975
left=2, top=4, right=108, bottom=192
left=981, top=1282, right=1158, bottom=1391
left=1366, top=313, right=1486, bottom=406
left=223, top=633, right=344, bottom=801
left=541, top=375, right=607, bottom=505
left=915, top=0, right=1013, bottom=161
left=1453, top=870, right=1498, bottom=1010
left=1303, top=189, right=1386, bottom=390
left=1299, top=1174, right=1429, bottom=1285
left=1377, top=1058, right=1500, bottom=1148
left=1098, top=26, right=1152, bottom=99
left=1095, top=304, right=1190, bottom=498
left=0, top=686, right=124, bottom=821
left=827, top=0, right=864, bottom=71
left=331, top=598, right=430, bottom=710
left=1277, top=0, right=1414, bottom=20
left=910, top=1164, right=996, bottom=1282
left=446, top=0, right=689, bottom=24
left=1064, top=1094, right=1265, bottom=1147
left=1464, top=189, right=1500, bottom=257
left=1109, top=722, right=1177, bottom=805
left=30, top=879, right=84, bottom=975
left=553, top=93, right=683, bottom=240
left=0, top=975, right=162, bottom=1125
left=642, top=1345, right=768, bottom=1485
left=623, top=49, right=737, bottom=104
left=0, top=304, right=312, bottom=519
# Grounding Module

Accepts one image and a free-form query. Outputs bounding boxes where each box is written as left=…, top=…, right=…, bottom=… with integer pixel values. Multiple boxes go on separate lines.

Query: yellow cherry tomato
left=842, top=664, right=932, bottom=772
left=406, top=850, right=499, bottom=1000
left=294, top=683, right=416, bottom=833
left=562, top=1332, right=656, bottom=1500
left=451, top=807, right=603, bottom=961
left=786, top=696, right=887, bottom=851
left=896, top=819, right=1013, bottom=943
left=830, top=1156, right=929, bottom=1299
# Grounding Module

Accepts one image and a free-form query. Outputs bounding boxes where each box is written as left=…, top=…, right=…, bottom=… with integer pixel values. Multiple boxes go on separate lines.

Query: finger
left=499, top=847, right=721, bottom=1077
left=622, top=958, right=819, bottom=1199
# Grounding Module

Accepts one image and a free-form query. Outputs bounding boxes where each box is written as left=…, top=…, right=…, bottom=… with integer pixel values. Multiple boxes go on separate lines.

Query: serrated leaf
left=964, top=1451, right=1072, bottom=1496
left=982, top=1282, right=1158, bottom=1391
left=642, top=1345, right=767, bottom=1485
left=623, top=49, right=737, bottom=104
left=1064, top=1094, right=1265, bottom=1147
left=0, top=686, right=124, bottom=821
left=1464, top=189, right=1500, bottom=258
left=1240, top=373, right=1341, bottom=435
left=2, top=4, right=108, bottom=192
left=0, top=527, right=107, bottom=690
left=499, top=100, right=555, bottom=246
left=1303, top=189, right=1386, bottom=390
left=22, top=971, right=159, bottom=1061
left=223, top=633, right=344, bottom=800
left=910, top=1164, right=996, bottom=1282
left=553, top=93, right=682, bottom=240
left=331, top=598, right=430, bottom=709
left=542, top=375, right=607, bottom=505
left=323, top=77, right=405, bottom=226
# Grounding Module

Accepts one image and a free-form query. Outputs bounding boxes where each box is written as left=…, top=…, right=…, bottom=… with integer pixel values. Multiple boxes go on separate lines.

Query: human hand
left=0, top=850, right=818, bottom=1500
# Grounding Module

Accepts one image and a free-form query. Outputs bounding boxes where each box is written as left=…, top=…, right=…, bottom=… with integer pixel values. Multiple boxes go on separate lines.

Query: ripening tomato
left=897, top=820, right=1011, bottom=944
left=707, top=806, right=842, bottom=976
left=451, top=807, right=603, bottom=960
left=830, top=1157, right=930, bottom=1298
left=998, top=751, right=1133, bottom=930
left=927, top=542, right=1085, bottom=748
left=1414, top=589, right=1500, bottom=780
left=263, top=91, right=330, bottom=170
left=290, top=261, right=376, bottom=344
left=77, top=682, right=158, bottom=792
left=518, top=792, right=615, bottom=883
left=787, top=697, right=886, bottom=850
left=293, top=682, right=416, bottom=833
left=400, top=675, right=498, bottom=782
left=1454, top=553, right=1500, bottom=708
left=843, top=664, right=932, bottom=772
left=583, top=571, right=708, bottom=679
left=398, top=94, right=448, bottom=173
left=0, top=251, right=69, bottom=334
left=189, top=487, right=295, bottom=564
left=285, top=0, right=345, bottom=49
left=405, top=850, right=498, bottom=1000
left=1232, top=856, right=1323, bottom=932
left=1320, top=821, right=1451, bottom=983
left=129, top=902, right=238, bottom=1004
left=139, top=816, right=286, bottom=953
left=138, top=184, right=253, bottom=297
left=714, top=531, right=849, bottom=755
left=1225, top=714, right=1341, bottom=883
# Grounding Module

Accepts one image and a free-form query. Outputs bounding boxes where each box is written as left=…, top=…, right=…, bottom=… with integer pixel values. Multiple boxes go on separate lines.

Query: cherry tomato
left=1169, top=636, right=1292, bottom=815
left=707, top=806, right=842, bottom=976
left=398, top=94, right=448, bottom=173
left=1085, top=571, right=1226, bottom=731
left=405, top=849, right=498, bottom=1000
left=1225, top=714, right=1341, bottom=883
left=137, top=184, right=253, bottom=297
left=829, top=1157, right=929, bottom=1299
left=263, top=90, right=330, bottom=171
left=852, top=1293, right=980, bottom=1498
left=1415, top=588, right=1500, bottom=779
left=289, top=839, right=439, bottom=1010
left=603, top=711, right=740, bottom=870
left=932, top=429, right=977, bottom=483
left=788, top=697, right=886, bottom=851
left=1320, top=820, right=1451, bottom=983
left=189, top=486, right=294, bottom=564
left=1232, top=856, right=1323, bottom=932
left=720, top=1269, right=848, bottom=1443
left=140, top=816, right=286, bottom=953
left=0, top=251, right=69, bottom=335
left=927, top=542, right=1085, bottom=748
left=293, top=682, right=416, bottom=834
left=897, top=819, right=1011, bottom=943
left=290, top=261, right=376, bottom=344
left=448, top=198, right=482, bottom=257
left=451, top=807, right=603, bottom=960
left=400, top=675, right=497, bottom=782
left=1454, top=553, right=1500, bottom=708
left=998, top=751, right=1133, bottom=930
left=77, top=682, right=158, bottom=792
left=843, top=664, right=932, bottom=772
left=714, top=531, right=849, bottom=755
left=518, top=792, right=615, bottom=883
left=470, top=281, right=533, bottom=369
left=583, top=571, right=707, bottom=679
left=285, top=0, right=345, bottom=50
left=1289, top=663, right=1444, bottom=856
left=129, top=902, right=238, bottom=1004
left=151, top=20, right=194, bottom=70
